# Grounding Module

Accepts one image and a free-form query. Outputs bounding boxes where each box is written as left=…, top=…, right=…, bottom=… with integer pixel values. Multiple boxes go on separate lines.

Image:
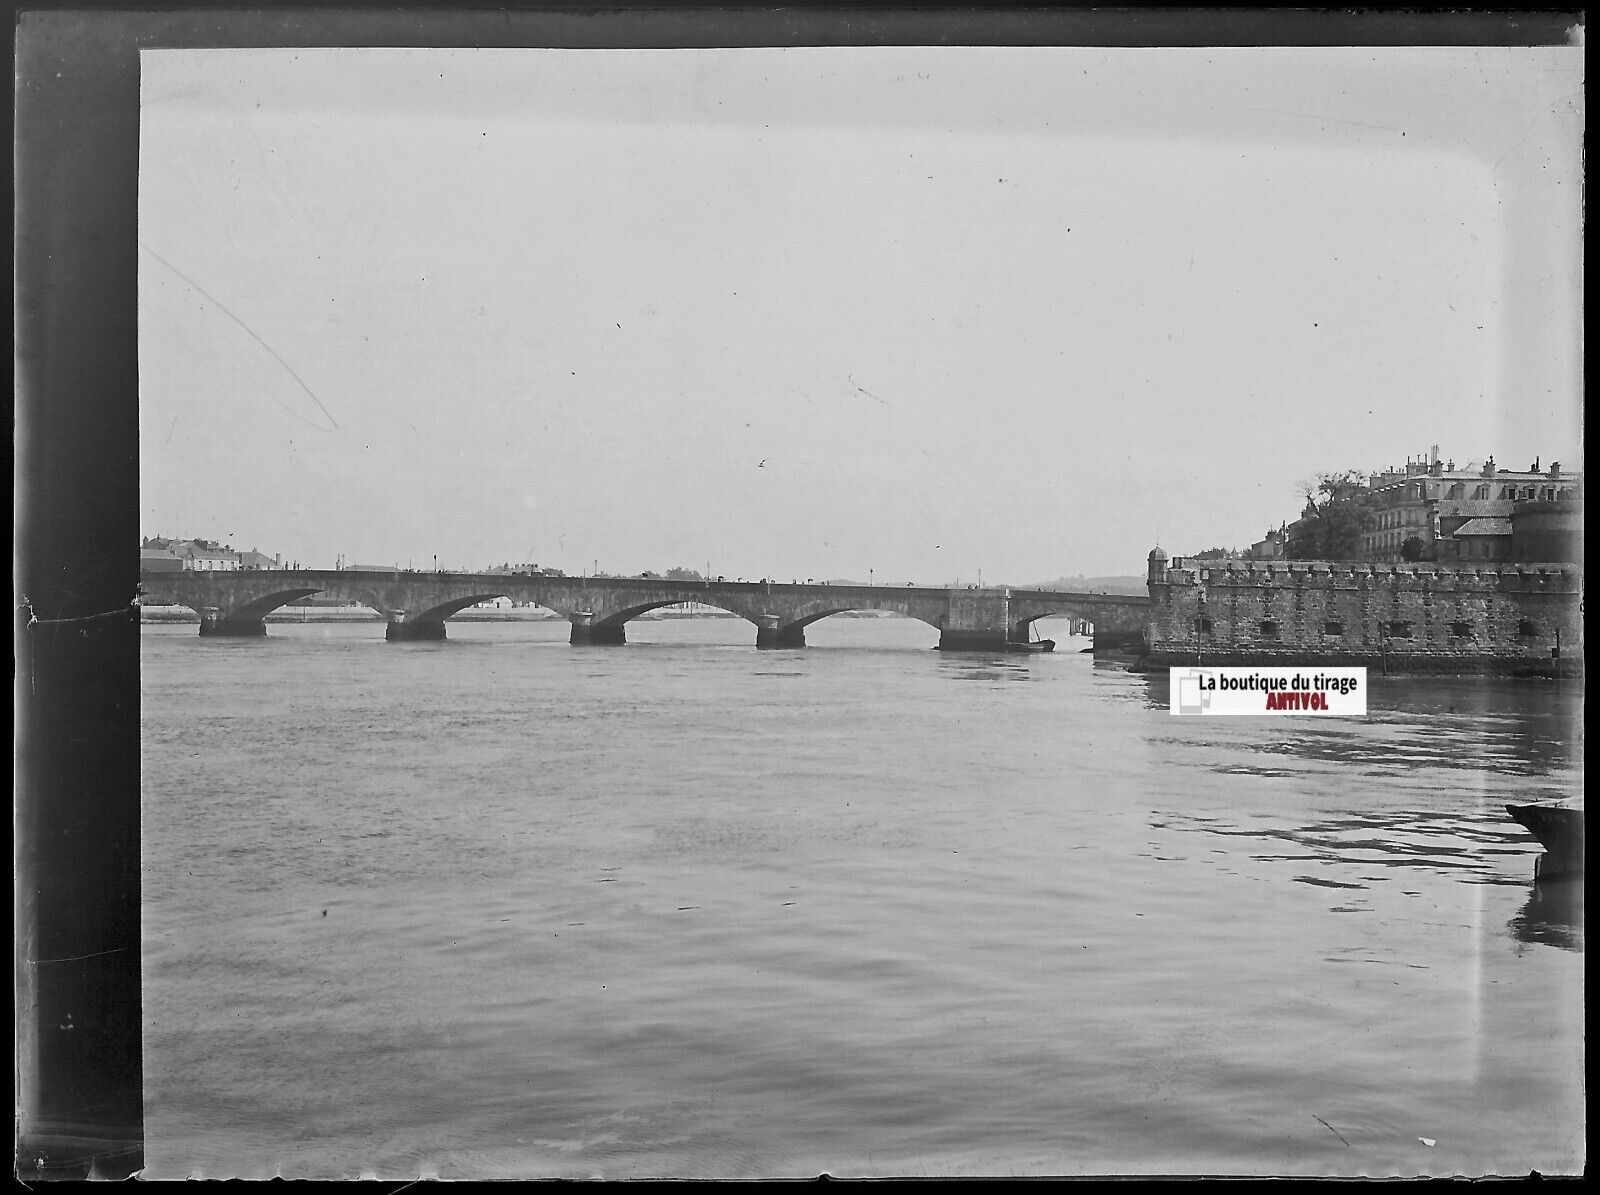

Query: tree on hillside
left=1286, top=470, right=1379, bottom=560
left=665, top=566, right=704, bottom=581
left=1191, top=547, right=1240, bottom=561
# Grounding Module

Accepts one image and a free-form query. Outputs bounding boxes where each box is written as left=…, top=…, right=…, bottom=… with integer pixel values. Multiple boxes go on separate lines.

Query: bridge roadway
left=138, top=569, right=1150, bottom=652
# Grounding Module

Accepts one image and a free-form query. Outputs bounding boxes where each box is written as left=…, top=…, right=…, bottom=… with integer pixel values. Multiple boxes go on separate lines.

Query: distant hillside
left=1017, top=575, right=1146, bottom=595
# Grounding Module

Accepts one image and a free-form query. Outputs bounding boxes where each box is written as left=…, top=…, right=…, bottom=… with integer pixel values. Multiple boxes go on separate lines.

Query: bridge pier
left=1092, top=628, right=1145, bottom=654
left=936, top=590, right=1011, bottom=652
left=569, top=613, right=626, bottom=645
left=936, top=629, right=1009, bottom=652
left=385, top=615, right=447, bottom=642
left=756, top=615, right=805, bottom=649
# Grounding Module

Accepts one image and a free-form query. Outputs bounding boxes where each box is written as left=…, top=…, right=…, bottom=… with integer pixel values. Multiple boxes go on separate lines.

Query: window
left=1193, top=617, right=1213, bottom=634
left=1449, top=621, right=1474, bottom=639
left=1387, top=621, right=1413, bottom=638
left=1518, top=620, right=1539, bottom=638
left=1259, top=620, right=1280, bottom=639
left=1324, top=621, right=1344, bottom=636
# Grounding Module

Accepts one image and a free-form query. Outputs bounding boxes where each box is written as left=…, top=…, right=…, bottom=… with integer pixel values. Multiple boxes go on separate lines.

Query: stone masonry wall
left=1146, top=559, right=1583, bottom=676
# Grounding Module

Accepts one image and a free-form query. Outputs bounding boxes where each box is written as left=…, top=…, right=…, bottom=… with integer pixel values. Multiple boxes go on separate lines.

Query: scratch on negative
left=138, top=240, right=340, bottom=432
left=19, top=598, right=141, bottom=629
left=18, top=601, right=142, bottom=639
left=847, top=374, right=892, bottom=408
left=32, top=947, right=132, bottom=966
left=1313, top=1115, right=1351, bottom=1147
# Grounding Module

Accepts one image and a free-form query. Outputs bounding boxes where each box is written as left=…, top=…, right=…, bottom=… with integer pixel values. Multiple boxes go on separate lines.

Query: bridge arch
left=191, top=587, right=325, bottom=636
left=1011, top=608, right=1093, bottom=635
left=379, top=592, right=510, bottom=641
left=1008, top=593, right=1146, bottom=653
left=764, top=611, right=947, bottom=649
left=401, top=593, right=509, bottom=623
left=592, top=597, right=756, bottom=632
left=227, top=588, right=324, bottom=621
left=753, top=604, right=946, bottom=649
left=787, top=606, right=942, bottom=633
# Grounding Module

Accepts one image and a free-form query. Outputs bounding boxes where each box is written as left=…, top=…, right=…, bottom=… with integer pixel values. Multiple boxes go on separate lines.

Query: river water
left=139, top=617, right=1584, bottom=1179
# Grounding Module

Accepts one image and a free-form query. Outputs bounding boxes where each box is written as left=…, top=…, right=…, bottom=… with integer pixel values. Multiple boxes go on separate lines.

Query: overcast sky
left=139, top=45, right=1583, bottom=582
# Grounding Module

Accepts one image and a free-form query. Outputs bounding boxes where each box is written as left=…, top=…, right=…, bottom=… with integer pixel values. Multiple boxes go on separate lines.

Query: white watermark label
left=1169, top=667, right=1367, bottom=716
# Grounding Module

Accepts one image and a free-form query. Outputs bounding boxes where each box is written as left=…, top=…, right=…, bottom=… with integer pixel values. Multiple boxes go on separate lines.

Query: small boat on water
left=1506, top=803, right=1585, bottom=881
left=1008, top=624, right=1055, bottom=653
left=1008, top=638, right=1055, bottom=653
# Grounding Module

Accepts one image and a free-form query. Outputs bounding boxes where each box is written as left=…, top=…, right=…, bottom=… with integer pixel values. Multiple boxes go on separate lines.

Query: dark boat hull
left=1506, top=804, right=1585, bottom=881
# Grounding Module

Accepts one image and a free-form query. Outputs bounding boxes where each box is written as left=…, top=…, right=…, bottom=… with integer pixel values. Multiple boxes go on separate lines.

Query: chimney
left=1429, top=444, right=1440, bottom=466
left=1430, top=458, right=1444, bottom=477
left=1549, top=462, right=1561, bottom=479
left=1483, top=456, right=1497, bottom=478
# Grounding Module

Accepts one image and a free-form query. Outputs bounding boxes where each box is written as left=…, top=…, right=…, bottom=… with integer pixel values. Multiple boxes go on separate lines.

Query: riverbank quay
left=1142, top=551, right=1582, bottom=679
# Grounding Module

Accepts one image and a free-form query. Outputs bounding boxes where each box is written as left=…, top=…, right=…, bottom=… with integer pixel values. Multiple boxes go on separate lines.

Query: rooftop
left=1452, top=517, right=1514, bottom=537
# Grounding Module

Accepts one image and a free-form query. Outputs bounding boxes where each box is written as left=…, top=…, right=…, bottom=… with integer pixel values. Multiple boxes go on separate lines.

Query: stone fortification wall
left=1145, top=557, right=1582, bottom=676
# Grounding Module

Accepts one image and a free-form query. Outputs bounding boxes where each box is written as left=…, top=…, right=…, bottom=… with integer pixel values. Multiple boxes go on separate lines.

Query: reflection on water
left=1509, top=878, right=1585, bottom=952
left=937, top=656, right=1034, bottom=683
left=1149, top=807, right=1531, bottom=886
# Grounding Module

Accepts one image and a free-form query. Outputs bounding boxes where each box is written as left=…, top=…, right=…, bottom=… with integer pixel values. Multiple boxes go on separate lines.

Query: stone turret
left=1148, top=546, right=1169, bottom=586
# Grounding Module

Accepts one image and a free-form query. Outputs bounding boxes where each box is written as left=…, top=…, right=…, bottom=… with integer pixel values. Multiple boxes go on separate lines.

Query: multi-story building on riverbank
left=1272, top=451, right=1582, bottom=565
left=141, top=536, right=285, bottom=571
left=140, top=546, right=183, bottom=572
left=1361, top=454, right=1581, bottom=564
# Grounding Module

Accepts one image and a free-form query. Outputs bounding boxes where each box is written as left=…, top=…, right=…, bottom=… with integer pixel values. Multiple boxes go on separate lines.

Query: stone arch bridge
left=139, top=569, right=1149, bottom=651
